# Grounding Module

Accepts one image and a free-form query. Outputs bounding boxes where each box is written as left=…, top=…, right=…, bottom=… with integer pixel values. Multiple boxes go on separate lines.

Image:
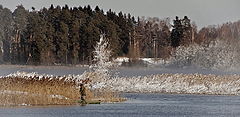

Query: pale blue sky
left=0, top=0, right=240, bottom=29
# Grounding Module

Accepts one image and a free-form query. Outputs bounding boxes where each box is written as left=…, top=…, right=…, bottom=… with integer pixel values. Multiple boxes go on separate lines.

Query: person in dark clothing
left=79, top=83, right=87, bottom=104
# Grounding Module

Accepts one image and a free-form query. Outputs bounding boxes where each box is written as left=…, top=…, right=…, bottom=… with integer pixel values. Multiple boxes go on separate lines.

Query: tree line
left=0, top=4, right=240, bottom=65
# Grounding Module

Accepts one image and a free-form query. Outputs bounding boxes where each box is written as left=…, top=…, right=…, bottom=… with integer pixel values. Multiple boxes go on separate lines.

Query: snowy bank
left=91, top=73, right=240, bottom=95
left=5, top=71, right=240, bottom=95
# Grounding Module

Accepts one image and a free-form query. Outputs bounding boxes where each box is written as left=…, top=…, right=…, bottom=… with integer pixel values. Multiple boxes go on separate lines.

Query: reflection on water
left=1, top=93, right=240, bottom=117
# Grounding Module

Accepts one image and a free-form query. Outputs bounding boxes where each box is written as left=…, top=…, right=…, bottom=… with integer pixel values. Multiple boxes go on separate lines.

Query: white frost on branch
left=169, top=39, right=240, bottom=71
left=90, top=35, right=115, bottom=79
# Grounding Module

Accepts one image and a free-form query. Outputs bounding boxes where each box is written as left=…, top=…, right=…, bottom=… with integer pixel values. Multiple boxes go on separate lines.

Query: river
left=1, top=93, right=240, bottom=117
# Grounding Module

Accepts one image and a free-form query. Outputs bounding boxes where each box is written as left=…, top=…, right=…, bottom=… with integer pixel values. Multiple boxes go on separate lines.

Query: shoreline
left=122, top=92, right=238, bottom=97
left=1, top=92, right=237, bottom=108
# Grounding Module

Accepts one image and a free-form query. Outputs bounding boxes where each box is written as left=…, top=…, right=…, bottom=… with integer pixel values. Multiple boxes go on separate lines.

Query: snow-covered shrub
left=90, top=35, right=114, bottom=79
left=169, top=39, right=240, bottom=71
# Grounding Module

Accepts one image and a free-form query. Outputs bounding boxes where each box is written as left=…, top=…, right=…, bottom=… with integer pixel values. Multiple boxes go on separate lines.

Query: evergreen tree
left=171, top=16, right=182, bottom=48
left=180, top=16, right=192, bottom=46
left=40, top=8, right=56, bottom=64
left=12, top=5, right=29, bottom=64
left=68, top=19, right=80, bottom=64
left=0, top=6, right=13, bottom=63
left=25, top=11, right=48, bottom=64
left=170, top=16, right=192, bottom=48
left=55, top=21, right=69, bottom=64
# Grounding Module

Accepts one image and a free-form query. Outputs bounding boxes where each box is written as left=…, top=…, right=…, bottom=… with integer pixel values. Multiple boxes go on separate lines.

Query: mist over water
left=167, top=39, right=240, bottom=73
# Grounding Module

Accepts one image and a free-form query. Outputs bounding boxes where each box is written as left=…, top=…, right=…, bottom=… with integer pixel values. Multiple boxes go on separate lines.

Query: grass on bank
left=0, top=75, right=124, bottom=106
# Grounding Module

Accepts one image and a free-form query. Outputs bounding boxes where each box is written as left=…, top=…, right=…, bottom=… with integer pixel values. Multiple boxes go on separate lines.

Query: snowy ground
left=113, top=57, right=168, bottom=66
left=92, top=73, right=240, bottom=95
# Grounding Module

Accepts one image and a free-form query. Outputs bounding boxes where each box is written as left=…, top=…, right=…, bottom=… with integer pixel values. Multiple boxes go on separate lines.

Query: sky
left=0, top=0, right=240, bottom=29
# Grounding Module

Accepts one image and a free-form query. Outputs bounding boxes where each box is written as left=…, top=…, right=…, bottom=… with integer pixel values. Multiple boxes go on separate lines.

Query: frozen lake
left=0, top=93, right=240, bottom=117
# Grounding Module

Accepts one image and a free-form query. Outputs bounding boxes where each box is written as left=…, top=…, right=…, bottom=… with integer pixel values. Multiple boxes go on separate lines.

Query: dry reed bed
left=3, top=71, right=239, bottom=106
left=0, top=74, right=123, bottom=106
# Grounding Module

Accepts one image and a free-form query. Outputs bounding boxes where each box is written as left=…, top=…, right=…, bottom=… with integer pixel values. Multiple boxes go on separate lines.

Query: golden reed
left=0, top=75, right=124, bottom=106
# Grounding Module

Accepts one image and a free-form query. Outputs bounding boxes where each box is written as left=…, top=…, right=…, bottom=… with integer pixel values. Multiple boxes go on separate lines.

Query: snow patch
left=91, top=73, right=240, bottom=95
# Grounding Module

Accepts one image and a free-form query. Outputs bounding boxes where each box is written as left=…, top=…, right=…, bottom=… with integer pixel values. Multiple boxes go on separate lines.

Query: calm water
left=0, top=65, right=238, bottom=77
left=1, top=93, right=240, bottom=117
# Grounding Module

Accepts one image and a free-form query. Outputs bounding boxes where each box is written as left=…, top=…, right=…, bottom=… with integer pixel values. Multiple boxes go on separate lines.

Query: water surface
left=1, top=93, right=240, bottom=117
left=0, top=65, right=238, bottom=77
